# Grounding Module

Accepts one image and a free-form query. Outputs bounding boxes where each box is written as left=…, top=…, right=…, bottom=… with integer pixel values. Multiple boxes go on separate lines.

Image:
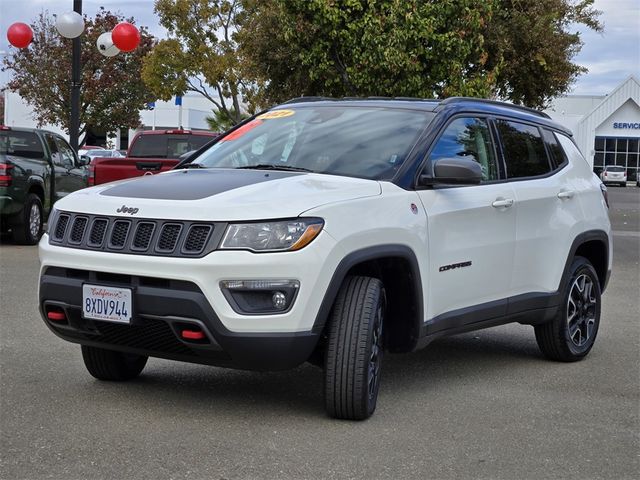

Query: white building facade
left=545, top=75, right=640, bottom=179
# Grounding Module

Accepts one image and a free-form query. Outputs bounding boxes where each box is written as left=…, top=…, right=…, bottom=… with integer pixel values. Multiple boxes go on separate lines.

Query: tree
left=240, top=0, right=498, bottom=105
left=142, top=0, right=257, bottom=125
left=205, top=108, right=248, bottom=132
left=240, top=0, right=601, bottom=108
left=1, top=10, right=155, bottom=144
left=484, top=0, right=602, bottom=108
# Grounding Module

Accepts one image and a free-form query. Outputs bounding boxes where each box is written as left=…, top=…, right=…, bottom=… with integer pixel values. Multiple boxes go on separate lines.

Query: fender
left=311, top=244, right=424, bottom=339
left=558, top=230, right=610, bottom=294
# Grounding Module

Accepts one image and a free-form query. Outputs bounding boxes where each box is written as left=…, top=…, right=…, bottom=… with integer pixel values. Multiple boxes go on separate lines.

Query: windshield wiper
left=236, top=164, right=314, bottom=173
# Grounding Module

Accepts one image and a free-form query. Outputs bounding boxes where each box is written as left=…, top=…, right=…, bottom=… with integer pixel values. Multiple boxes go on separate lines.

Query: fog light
left=272, top=291, right=287, bottom=310
left=220, top=279, right=299, bottom=315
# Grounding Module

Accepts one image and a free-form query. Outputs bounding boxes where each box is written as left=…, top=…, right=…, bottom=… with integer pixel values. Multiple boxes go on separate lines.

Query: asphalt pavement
left=1, top=187, right=638, bottom=480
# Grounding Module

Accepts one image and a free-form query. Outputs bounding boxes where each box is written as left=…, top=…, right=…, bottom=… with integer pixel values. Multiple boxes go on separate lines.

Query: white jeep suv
left=39, top=98, right=612, bottom=420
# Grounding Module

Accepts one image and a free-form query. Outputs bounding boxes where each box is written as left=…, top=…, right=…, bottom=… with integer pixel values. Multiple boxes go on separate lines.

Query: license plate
left=82, top=284, right=132, bottom=323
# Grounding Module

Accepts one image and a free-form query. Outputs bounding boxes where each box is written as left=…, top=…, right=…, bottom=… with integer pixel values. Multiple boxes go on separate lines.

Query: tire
left=535, top=256, right=601, bottom=362
left=81, top=345, right=148, bottom=381
left=621, top=183, right=626, bottom=187
left=324, top=276, right=386, bottom=420
left=11, top=193, right=43, bottom=245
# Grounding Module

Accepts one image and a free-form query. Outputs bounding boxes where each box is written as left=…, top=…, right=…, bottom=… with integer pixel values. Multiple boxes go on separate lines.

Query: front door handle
left=492, top=198, right=514, bottom=208
left=557, top=190, right=575, bottom=199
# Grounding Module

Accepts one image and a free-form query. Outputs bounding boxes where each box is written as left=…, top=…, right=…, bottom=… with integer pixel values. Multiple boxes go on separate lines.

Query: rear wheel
left=11, top=194, right=43, bottom=245
left=324, top=276, right=385, bottom=420
left=535, top=256, right=601, bottom=361
left=81, top=345, right=148, bottom=381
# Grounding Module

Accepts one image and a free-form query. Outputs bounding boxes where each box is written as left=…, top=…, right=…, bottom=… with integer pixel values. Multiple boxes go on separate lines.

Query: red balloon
left=111, top=22, right=140, bottom=52
left=7, top=22, right=33, bottom=49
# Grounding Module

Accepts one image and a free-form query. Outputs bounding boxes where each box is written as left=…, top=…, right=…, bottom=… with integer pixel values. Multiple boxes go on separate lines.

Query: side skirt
left=415, top=292, right=560, bottom=350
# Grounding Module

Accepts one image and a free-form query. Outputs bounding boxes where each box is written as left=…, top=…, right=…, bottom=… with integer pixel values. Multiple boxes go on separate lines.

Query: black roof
left=280, top=96, right=571, bottom=135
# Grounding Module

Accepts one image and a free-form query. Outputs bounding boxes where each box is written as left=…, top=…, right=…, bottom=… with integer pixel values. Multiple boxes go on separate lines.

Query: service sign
left=82, top=284, right=132, bottom=323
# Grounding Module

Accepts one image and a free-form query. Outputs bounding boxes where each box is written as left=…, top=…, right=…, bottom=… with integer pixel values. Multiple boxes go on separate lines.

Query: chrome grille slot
left=53, top=214, right=70, bottom=241
left=109, top=220, right=131, bottom=249
left=88, top=218, right=108, bottom=247
left=69, top=217, right=88, bottom=244
left=132, top=222, right=155, bottom=251
left=157, top=224, right=182, bottom=252
left=183, top=225, right=212, bottom=254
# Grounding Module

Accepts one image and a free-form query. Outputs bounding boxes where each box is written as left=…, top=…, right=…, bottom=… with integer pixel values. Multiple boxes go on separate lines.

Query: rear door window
left=496, top=120, right=551, bottom=178
left=0, top=131, right=45, bottom=160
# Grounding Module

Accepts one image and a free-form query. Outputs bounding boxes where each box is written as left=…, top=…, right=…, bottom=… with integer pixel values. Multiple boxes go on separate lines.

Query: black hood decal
left=100, top=169, right=303, bottom=200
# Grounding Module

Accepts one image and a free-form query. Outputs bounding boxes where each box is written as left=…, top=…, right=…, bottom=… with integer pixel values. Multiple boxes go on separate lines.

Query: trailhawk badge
left=116, top=205, right=139, bottom=215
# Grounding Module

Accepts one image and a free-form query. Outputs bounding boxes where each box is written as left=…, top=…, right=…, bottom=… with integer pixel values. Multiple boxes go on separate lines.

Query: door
left=52, top=136, right=87, bottom=199
left=495, top=122, right=584, bottom=296
left=416, top=116, right=517, bottom=331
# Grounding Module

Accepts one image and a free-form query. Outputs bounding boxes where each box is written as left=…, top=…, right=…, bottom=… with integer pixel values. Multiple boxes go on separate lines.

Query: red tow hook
left=181, top=329, right=206, bottom=340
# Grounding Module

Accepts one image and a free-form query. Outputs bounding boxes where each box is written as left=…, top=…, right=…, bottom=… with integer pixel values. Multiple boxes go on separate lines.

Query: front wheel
left=535, top=256, right=601, bottom=361
left=81, top=345, right=148, bottom=381
left=324, top=276, right=386, bottom=420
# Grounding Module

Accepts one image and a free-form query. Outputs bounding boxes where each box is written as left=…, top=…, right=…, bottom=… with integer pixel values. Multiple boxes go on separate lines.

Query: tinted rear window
left=0, top=131, right=45, bottom=159
left=129, top=134, right=214, bottom=159
left=496, top=120, right=550, bottom=178
left=605, top=166, right=625, bottom=172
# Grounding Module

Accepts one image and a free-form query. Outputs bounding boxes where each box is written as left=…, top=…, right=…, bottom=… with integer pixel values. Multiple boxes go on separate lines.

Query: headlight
left=220, top=218, right=324, bottom=252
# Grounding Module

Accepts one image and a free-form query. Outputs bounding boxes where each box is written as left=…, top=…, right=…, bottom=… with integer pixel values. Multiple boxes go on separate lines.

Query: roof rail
left=282, top=96, right=334, bottom=104
left=440, top=97, right=551, bottom=119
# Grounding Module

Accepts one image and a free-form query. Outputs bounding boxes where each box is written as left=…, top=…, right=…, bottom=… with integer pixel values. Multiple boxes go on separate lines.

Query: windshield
left=192, top=106, right=434, bottom=180
left=129, top=134, right=214, bottom=159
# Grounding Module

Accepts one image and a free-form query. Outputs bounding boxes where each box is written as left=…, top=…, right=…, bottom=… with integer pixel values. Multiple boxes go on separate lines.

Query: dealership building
left=3, top=76, right=639, bottom=178
left=544, top=75, right=640, bottom=179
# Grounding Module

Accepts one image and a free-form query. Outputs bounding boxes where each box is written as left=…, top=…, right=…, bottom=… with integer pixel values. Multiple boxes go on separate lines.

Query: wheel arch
left=312, top=244, right=424, bottom=353
left=561, top=230, right=610, bottom=294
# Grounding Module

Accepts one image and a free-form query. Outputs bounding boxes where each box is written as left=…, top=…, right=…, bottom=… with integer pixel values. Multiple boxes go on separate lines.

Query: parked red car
left=86, top=130, right=218, bottom=185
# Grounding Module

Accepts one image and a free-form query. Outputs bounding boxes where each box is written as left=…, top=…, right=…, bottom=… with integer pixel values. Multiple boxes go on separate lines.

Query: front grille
left=69, top=217, right=88, bottom=244
left=132, top=222, right=155, bottom=250
left=157, top=224, right=182, bottom=252
left=49, top=212, right=221, bottom=258
left=54, top=214, right=70, bottom=241
left=109, top=220, right=131, bottom=248
left=183, top=225, right=212, bottom=253
left=88, top=219, right=108, bottom=247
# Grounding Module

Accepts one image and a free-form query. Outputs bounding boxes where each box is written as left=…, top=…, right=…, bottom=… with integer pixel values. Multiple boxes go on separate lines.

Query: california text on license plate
left=82, top=284, right=132, bottom=323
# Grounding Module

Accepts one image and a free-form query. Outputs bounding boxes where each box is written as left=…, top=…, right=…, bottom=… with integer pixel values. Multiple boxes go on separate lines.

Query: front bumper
left=39, top=267, right=320, bottom=371
left=38, top=230, right=341, bottom=370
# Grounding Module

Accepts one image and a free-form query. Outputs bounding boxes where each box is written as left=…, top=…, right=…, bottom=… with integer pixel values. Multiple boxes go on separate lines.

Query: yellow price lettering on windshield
left=257, top=109, right=295, bottom=120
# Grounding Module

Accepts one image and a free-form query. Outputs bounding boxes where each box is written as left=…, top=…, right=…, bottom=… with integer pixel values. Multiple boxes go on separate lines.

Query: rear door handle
left=557, top=190, right=575, bottom=199
left=492, top=198, right=514, bottom=208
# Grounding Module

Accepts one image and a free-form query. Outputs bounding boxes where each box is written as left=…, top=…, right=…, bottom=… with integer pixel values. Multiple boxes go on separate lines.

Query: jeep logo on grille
left=116, top=205, right=139, bottom=215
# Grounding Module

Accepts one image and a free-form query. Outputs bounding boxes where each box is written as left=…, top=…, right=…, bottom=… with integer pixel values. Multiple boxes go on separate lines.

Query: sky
left=1, top=0, right=639, bottom=96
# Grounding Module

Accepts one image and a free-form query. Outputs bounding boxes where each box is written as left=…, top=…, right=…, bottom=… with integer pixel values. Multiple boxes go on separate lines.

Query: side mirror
left=79, top=155, right=91, bottom=166
left=419, top=157, right=483, bottom=186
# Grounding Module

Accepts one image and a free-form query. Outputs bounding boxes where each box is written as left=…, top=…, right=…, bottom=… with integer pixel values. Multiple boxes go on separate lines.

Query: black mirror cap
left=420, top=157, right=483, bottom=186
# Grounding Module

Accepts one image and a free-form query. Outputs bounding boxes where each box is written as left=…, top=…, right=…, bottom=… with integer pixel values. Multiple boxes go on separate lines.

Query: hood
left=55, top=168, right=381, bottom=221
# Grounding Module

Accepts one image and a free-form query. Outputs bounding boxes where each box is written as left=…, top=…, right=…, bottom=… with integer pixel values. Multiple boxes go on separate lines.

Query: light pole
left=69, top=0, right=82, bottom=152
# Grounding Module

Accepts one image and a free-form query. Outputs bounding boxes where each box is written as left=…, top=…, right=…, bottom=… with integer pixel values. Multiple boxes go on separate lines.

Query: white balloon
left=97, top=32, right=120, bottom=57
left=55, top=11, right=85, bottom=39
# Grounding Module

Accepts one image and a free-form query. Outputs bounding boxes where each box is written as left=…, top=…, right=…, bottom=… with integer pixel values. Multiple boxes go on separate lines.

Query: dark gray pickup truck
left=1, top=126, right=88, bottom=244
